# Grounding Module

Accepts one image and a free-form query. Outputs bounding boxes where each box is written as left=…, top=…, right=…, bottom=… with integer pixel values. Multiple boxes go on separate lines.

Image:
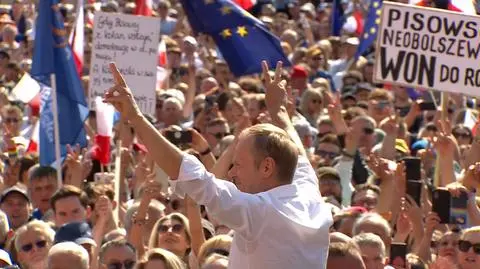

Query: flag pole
left=113, top=134, right=122, bottom=224
left=50, top=74, right=63, bottom=187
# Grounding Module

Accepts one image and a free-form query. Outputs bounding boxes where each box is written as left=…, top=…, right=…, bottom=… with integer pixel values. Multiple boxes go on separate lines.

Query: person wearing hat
left=290, top=64, right=309, bottom=94
left=100, top=0, right=119, bottom=13
left=0, top=185, right=31, bottom=229
left=181, top=35, right=203, bottom=69
left=306, top=45, right=335, bottom=91
left=54, top=221, right=97, bottom=264
left=317, top=167, right=343, bottom=206
left=330, top=37, right=367, bottom=90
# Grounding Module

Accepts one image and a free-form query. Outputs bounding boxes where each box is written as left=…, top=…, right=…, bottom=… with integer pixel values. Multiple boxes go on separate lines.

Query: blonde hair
left=136, top=248, right=186, bottom=269
left=202, top=253, right=229, bottom=268
left=240, top=124, right=299, bottom=183
left=148, top=213, right=191, bottom=250
left=352, top=233, right=386, bottom=258
left=48, top=242, right=89, bottom=269
left=197, top=235, right=232, bottom=266
left=299, top=87, right=324, bottom=116
left=14, top=220, right=55, bottom=252
left=461, top=226, right=480, bottom=239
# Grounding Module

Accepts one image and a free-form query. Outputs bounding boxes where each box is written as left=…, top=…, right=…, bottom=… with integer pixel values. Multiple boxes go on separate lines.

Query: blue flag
left=331, top=0, right=345, bottom=36
left=31, top=0, right=89, bottom=166
left=355, top=0, right=383, bottom=60
left=179, top=0, right=290, bottom=77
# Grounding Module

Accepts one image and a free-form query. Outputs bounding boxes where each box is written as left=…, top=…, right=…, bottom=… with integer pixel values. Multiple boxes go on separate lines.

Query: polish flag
left=95, top=97, right=115, bottom=165
left=10, top=73, right=41, bottom=103
left=135, top=0, right=153, bottom=16
left=158, top=39, right=167, bottom=67
left=86, top=11, right=94, bottom=28
left=27, top=121, right=39, bottom=153
left=409, top=0, right=476, bottom=15
left=234, top=0, right=257, bottom=10
left=69, top=0, right=84, bottom=76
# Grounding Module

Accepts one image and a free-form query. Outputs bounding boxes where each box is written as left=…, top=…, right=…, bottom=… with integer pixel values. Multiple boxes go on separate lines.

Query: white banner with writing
left=89, top=12, right=160, bottom=114
left=374, top=2, right=480, bottom=96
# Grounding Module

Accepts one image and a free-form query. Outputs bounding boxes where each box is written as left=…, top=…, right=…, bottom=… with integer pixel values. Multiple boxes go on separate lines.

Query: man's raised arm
left=262, top=61, right=306, bottom=157
left=103, top=63, right=183, bottom=179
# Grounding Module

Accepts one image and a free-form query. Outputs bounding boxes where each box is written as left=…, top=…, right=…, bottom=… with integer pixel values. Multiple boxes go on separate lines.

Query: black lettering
left=380, top=47, right=406, bottom=81
left=427, top=16, right=442, bottom=33
left=412, top=33, right=419, bottom=49
left=429, top=36, right=437, bottom=53
left=412, top=13, right=424, bottom=31
left=467, top=41, right=480, bottom=59
left=419, top=54, right=436, bottom=87
left=421, top=35, right=429, bottom=51
left=443, top=18, right=464, bottom=36
left=438, top=37, right=446, bottom=53
left=383, top=29, right=395, bottom=46
left=457, top=40, right=466, bottom=57
left=395, top=31, right=403, bottom=47
left=464, top=21, right=477, bottom=39
left=404, top=52, right=419, bottom=83
left=465, top=68, right=474, bottom=86
left=403, top=32, right=411, bottom=48
left=440, top=65, right=450, bottom=82
left=388, top=8, right=401, bottom=27
left=446, top=38, right=456, bottom=56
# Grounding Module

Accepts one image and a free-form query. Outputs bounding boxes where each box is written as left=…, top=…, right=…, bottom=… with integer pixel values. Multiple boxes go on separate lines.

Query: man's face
left=54, top=196, right=89, bottom=227
left=356, top=89, right=371, bottom=102
left=30, top=177, right=58, bottom=213
left=290, top=77, right=308, bottom=92
left=205, top=123, right=229, bottom=148
left=48, top=252, right=83, bottom=269
left=315, top=142, right=340, bottom=166
left=355, top=222, right=391, bottom=252
left=0, top=193, right=30, bottom=229
left=352, top=189, right=378, bottom=211
left=308, top=53, right=326, bottom=70
left=359, top=245, right=386, bottom=269
left=100, top=246, right=136, bottom=269
left=352, top=118, right=376, bottom=150
left=162, top=101, right=182, bottom=126
left=368, top=99, right=393, bottom=123
left=228, top=136, right=265, bottom=194
left=319, top=177, right=341, bottom=201
left=363, top=65, right=374, bottom=83
left=3, top=111, right=22, bottom=135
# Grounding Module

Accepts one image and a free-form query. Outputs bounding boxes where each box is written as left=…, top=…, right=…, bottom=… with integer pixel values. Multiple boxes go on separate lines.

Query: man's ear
left=86, top=205, right=92, bottom=220
left=111, top=200, right=117, bottom=210
left=260, top=157, right=276, bottom=179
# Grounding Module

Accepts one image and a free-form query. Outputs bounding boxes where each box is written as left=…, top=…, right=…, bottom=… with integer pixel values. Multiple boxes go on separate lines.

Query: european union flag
left=354, top=0, right=383, bottom=60
left=332, top=0, right=345, bottom=36
left=31, top=0, right=89, bottom=166
left=179, top=0, right=290, bottom=77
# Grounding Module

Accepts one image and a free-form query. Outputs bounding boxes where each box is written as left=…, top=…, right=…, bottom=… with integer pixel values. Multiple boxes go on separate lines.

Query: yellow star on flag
left=376, top=9, right=382, bottom=15
left=220, top=28, right=232, bottom=39
left=375, top=18, right=380, bottom=24
left=236, top=26, right=248, bottom=37
left=370, top=27, right=376, bottom=34
left=373, top=1, right=379, bottom=8
left=220, top=5, right=232, bottom=15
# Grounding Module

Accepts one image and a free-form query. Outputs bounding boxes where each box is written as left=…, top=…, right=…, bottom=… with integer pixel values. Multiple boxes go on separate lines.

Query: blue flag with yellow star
left=354, top=0, right=383, bottom=60
left=179, top=0, right=290, bottom=77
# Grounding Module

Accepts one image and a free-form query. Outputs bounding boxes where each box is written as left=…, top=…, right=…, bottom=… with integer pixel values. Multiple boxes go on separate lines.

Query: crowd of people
left=0, top=0, right=478, bottom=269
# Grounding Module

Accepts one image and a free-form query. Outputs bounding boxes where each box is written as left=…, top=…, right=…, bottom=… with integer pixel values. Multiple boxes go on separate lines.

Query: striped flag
left=69, top=0, right=84, bottom=76
left=135, top=0, right=153, bottom=16
left=409, top=0, right=476, bottom=14
left=234, top=0, right=256, bottom=10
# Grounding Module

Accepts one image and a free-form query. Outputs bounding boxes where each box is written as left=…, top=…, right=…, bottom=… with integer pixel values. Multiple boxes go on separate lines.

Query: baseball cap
left=395, top=139, right=410, bottom=154
left=0, top=186, right=30, bottom=204
left=346, top=37, right=360, bottom=46
left=291, top=65, right=308, bottom=79
left=316, top=167, right=340, bottom=181
left=54, top=222, right=97, bottom=247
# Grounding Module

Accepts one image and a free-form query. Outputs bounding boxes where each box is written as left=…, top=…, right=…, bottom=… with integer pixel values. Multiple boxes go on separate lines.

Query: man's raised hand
left=103, top=63, right=141, bottom=121
left=262, top=60, right=287, bottom=117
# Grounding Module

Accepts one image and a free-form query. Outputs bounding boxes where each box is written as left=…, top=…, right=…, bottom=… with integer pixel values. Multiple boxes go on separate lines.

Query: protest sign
left=89, top=12, right=160, bottom=114
left=374, top=2, right=480, bottom=97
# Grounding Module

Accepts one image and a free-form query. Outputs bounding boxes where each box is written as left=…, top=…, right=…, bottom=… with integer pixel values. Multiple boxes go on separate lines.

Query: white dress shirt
left=171, top=154, right=333, bottom=269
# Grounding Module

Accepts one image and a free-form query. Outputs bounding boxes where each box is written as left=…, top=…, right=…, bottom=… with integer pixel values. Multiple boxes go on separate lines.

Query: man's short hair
left=84, top=182, right=115, bottom=209
left=351, top=184, right=381, bottom=203
left=99, top=238, right=135, bottom=264
left=1, top=104, right=23, bottom=118
left=29, top=166, right=57, bottom=183
left=352, top=212, right=392, bottom=238
left=50, top=185, right=89, bottom=212
left=317, top=134, right=340, bottom=147
left=352, top=232, right=386, bottom=258
left=368, top=88, right=393, bottom=102
left=328, top=242, right=364, bottom=263
left=48, top=242, right=89, bottom=269
left=240, top=124, right=299, bottom=183
left=206, top=117, right=229, bottom=128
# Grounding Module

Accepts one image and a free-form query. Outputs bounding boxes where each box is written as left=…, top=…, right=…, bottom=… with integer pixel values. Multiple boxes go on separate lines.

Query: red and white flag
left=158, top=39, right=167, bottom=67
left=27, top=121, right=39, bottom=153
left=95, top=97, right=115, bottom=165
left=10, top=73, right=41, bottom=103
left=69, top=0, right=84, bottom=76
left=409, top=0, right=476, bottom=14
left=234, top=0, right=256, bottom=10
left=135, top=0, right=153, bottom=16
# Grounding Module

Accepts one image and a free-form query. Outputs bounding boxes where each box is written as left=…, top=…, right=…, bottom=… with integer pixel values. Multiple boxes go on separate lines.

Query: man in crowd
left=50, top=185, right=91, bottom=227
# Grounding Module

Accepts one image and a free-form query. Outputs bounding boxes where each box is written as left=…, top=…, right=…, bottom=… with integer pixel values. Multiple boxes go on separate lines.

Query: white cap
left=183, top=36, right=198, bottom=47
left=0, top=249, right=12, bottom=265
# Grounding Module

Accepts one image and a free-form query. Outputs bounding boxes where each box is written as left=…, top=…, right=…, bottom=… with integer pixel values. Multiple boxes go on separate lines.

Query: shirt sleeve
left=292, top=155, right=319, bottom=188
left=170, top=154, right=267, bottom=240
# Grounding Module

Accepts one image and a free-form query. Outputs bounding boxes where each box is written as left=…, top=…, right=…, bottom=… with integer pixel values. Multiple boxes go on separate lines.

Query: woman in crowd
left=14, top=220, right=55, bottom=269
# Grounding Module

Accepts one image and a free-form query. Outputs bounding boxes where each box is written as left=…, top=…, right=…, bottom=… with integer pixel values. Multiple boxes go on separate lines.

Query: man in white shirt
left=104, top=61, right=333, bottom=268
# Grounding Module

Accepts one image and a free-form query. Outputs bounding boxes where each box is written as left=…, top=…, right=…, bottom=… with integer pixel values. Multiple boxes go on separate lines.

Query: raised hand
left=262, top=60, right=287, bottom=116
left=103, top=63, right=141, bottom=122
left=95, top=195, right=113, bottom=224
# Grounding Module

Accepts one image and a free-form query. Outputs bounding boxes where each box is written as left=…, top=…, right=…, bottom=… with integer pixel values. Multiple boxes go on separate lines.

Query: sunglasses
left=363, top=127, right=374, bottom=135
left=458, top=240, right=480, bottom=255
left=20, top=240, right=47, bottom=252
left=315, top=150, right=339, bottom=159
left=4, top=118, right=19, bottom=123
left=438, top=240, right=458, bottom=247
left=106, top=260, right=136, bottom=269
left=211, top=132, right=228, bottom=140
left=158, top=223, right=184, bottom=233
left=311, top=99, right=322, bottom=105
left=375, top=101, right=391, bottom=110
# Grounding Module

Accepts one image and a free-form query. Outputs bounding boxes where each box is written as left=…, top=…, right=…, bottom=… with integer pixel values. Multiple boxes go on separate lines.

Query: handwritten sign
left=374, top=2, right=480, bottom=97
left=89, top=12, right=160, bottom=114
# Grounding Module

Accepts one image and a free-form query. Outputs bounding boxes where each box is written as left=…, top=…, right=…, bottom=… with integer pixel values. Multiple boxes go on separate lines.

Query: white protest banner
left=89, top=12, right=160, bottom=114
left=374, top=2, right=480, bottom=97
